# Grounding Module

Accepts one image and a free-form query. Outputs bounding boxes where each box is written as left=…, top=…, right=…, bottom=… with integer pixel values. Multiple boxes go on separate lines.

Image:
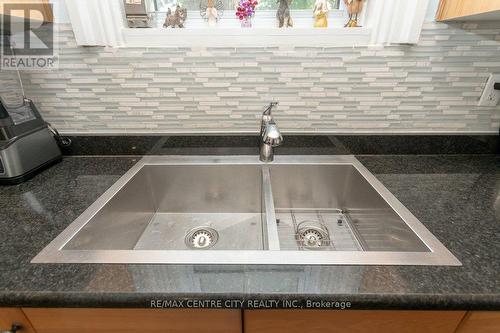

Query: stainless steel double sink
left=32, top=156, right=461, bottom=266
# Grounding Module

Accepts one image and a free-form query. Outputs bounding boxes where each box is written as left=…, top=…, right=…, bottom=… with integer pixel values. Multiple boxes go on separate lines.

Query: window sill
left=122, top=27, right=371, bottom=47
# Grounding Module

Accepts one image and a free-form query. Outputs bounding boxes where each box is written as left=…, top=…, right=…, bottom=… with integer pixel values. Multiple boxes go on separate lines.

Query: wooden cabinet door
left=0, top=308, right=37, bottom=333
left=0, top=0, right=53, bottom=21
left=22, top=308, right=241, bottom=333
left=244, top=310, right=466, bottom=333
left=455, top=311, right=500, bottom=333
left=436, top=0, right=500, bottom=21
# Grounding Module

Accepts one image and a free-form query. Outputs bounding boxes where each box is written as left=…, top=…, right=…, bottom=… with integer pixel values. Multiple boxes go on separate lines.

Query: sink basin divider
left=262, top=167, right=280, bottom=251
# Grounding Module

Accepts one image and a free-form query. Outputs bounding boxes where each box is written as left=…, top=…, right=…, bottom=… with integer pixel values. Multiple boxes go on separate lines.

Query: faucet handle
left=263, top=102, right=279, bottom=116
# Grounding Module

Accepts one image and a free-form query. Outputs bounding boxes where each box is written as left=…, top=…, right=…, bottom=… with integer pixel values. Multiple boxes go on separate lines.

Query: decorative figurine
left=200, top=0, right=224, bottom=27
left=343, top=0, right=364, bottom=27
left=235, top=0, right=258, bottom=28
left=163, top=4, right=187, bottom=28
left=277, top=0, right=293, bottom=28
left=313, top=0, right=331, bottom=28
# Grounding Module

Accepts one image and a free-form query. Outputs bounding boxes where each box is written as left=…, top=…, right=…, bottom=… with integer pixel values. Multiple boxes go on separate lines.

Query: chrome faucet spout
left=260, top=102, right=283, bottom=162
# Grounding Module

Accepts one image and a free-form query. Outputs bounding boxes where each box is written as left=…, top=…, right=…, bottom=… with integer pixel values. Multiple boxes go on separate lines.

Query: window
left=151, top=0, right=340, bottom=11
left=140, top=0, right=342, bottom=29
left=65, top=0, right=431, bottom=47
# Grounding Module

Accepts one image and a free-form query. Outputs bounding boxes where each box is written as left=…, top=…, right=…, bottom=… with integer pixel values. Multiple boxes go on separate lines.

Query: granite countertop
left=0, top=135, right=499, bottom=310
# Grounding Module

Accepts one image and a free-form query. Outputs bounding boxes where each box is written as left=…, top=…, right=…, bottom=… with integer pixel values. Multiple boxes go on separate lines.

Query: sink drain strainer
left=185, top=227, right=219, bottom=249
left=296, top=221, right=330, bottom=249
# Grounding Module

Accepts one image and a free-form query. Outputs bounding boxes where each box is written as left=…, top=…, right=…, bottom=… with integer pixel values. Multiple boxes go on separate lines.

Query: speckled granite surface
left=0, top=143, right=499, bottom=309
left=62, top=135, right=499, bottom=156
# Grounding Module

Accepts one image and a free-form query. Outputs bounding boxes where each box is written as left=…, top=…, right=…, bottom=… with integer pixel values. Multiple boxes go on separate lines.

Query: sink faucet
left=260, top=102, right=283, bottom=162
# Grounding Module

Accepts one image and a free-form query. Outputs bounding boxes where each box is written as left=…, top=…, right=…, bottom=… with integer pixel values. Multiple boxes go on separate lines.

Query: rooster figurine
left=343, top=0, right=364, bottom=27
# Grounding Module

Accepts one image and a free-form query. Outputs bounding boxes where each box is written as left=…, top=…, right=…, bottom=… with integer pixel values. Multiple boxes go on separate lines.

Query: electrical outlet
left=478, top=74, right=500, bottom=107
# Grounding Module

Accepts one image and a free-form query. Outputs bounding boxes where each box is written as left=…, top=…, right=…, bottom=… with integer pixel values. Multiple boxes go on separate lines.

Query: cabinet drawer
left=244, top=310, right=466, bottom=333
left=22, top=308, right=241, bottom=333
left=455, top=311, right=500, bottom=333
left=0, top=308, right=37, bottom=333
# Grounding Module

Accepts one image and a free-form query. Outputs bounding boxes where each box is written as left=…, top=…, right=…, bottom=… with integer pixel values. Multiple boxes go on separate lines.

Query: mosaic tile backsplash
left=3, top=21, right=500, bottom=134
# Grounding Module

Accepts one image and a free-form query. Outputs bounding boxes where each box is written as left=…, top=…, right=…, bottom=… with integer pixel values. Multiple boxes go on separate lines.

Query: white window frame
left=64, top=0, right=430, bottom=47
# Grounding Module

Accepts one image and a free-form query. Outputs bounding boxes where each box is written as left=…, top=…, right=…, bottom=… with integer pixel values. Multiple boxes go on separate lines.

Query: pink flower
left=235, top=0, right=257, bottom=19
